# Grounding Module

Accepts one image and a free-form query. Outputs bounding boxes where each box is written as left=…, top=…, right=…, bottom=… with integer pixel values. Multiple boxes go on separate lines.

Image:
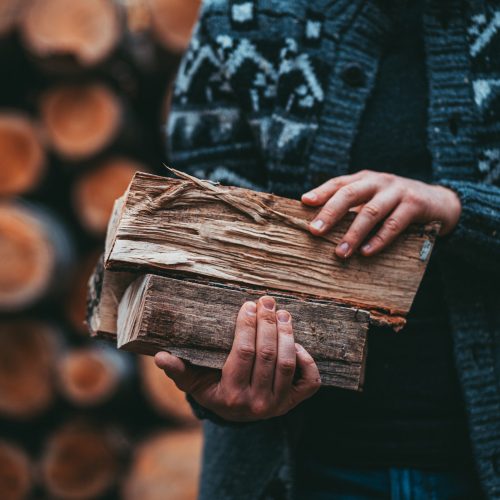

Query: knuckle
left=278, top=359, right=296, bottom=376
left=258, top=345, right=277, bottom=362
left=340, top=184, right=357, bottom=201
left=224, top=392, right=246, bottom=410
left=384, top=217, right=400, bottom=233
left=362, top=203, right=380, bottom=219
left=251, top=399, right=271, bottom=418
left=371, top=233, right=386, bottom=246
left=236, top=343, right=256, bottom=361
left=380, top=172, right=396, bottom=183
left=405, top=188, right=423, bottom=207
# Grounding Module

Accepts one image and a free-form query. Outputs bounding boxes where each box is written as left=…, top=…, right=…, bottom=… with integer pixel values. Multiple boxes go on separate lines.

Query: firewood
left=40, top=83, right=122, bottom=161
left=73, top=158, right=147, bottom=236
left=19, top=0, right=122, bottom=71
left=118, top=273, right=369, bottom=390
left=138, top=355, right=198, bottom=424
left=0, top=112, right=45, bottom=196
left=105, top=171, right=439, bottom=327
left=122, top=428, right=202, bottom=500
left=0, top=440, right=33, bottom=500
left=0, top=201, right=73, bottom=312
left=0, top=322, right=58, bottom=419
left=40, top=421, right=123, bottom=500
left=57, top=345, right=131, bottom=408
left=146, top=0, right=201, bottom=54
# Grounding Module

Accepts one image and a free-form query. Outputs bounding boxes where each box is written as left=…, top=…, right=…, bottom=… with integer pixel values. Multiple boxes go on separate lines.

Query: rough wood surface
left=106, top=171, right=439, bottom=327
left=117, top=274, right=370, bottom=391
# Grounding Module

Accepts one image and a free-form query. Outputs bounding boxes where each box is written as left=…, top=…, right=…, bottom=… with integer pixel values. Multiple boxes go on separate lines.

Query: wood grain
left=106, top=172, right=439, bottom=326
left=117, top=274, right=370, bottom=390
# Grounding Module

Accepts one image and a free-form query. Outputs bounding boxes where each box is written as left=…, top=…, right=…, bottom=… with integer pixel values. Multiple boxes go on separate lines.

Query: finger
left=290, top=344, right=321, bottom=404
left=221, top=301, right=257, bottom=390
left=335, top=189, right=401, bottom=258
left=309, top=181, right=377, bottom=235
left=360, top=202, right=417, bottom=256
left=273, top=310, right=296, bottom=401
left=251, top=296, right=278, bottom=394
left=301, top=175, right=355, bottom=206
left=154, top=351, right=197, bottom=392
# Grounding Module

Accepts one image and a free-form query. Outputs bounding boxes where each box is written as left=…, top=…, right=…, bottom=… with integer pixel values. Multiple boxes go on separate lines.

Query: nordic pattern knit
left=166, top=0, right=500, bottom=498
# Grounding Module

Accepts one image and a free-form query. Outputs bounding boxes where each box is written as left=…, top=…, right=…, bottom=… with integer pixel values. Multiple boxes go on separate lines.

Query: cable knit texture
left=167, top=0, right=500, bottom=498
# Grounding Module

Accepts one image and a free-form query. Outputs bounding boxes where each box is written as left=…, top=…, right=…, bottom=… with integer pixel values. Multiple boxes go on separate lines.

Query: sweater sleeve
left=437, top=179, right=500, bottom=272
left=166, top=3, right=267, bottom=190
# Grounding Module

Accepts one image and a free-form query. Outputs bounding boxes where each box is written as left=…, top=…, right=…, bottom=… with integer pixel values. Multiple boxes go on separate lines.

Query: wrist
left=434, top=185, right=462, bottom=235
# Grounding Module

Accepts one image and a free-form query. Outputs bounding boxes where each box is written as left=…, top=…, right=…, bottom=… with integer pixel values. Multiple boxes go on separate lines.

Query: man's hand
left=302, top=170, right=462, bottom=258
left=154, top=296, right=321, bottom=422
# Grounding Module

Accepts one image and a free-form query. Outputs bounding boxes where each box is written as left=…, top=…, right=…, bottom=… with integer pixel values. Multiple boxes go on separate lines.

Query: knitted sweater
left=166, top=0, right=500, bottom=498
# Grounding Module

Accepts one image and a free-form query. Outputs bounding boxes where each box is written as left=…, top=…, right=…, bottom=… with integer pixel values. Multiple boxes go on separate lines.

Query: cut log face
left=118, top=274, right=370, bottom=390
left=0, top=322, right=57, bottom=419
left=147, top=0, right=201, bottom=53
left=106, top=171, right=439, bottom=326
left=41, top=422, right=121, bottom=500
left=19, top=0, right=121, bottom=67
left=139, top=355, right=198, bottom=424
left=0, top=113, right=45, bottom=196
left=122, top=429, right=202, bottom=500
left=73, top=158, right=146, bottom=236
left=40, top=84, right=122, bottom=161
left=0, top=441, right=33, bottom=500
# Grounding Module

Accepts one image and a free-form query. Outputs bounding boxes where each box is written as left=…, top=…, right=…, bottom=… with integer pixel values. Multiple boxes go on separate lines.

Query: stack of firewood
left=0, top=1, right=202, bottom=498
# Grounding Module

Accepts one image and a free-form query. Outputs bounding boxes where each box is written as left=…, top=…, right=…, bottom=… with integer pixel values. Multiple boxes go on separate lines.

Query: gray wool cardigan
left=166, top=0, right=500, bottom=498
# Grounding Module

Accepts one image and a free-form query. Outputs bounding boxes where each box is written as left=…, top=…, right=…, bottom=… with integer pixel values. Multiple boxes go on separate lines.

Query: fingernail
left=277, top=310, right=291, bottom=323
left=337, top=241, right=351, bottom=257
left=361, top=243, right=371, bottom=253
left=311, top=219, right=325, bottom=231
left=245, top=301, right=257, bottom=316
left=261, top=296, right=275, bottom=310
left=302, top=192, right=317, bottom=201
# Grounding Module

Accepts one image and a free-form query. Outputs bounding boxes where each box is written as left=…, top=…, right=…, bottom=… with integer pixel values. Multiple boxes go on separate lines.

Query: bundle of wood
left=88, top=170, right=439, bottom=392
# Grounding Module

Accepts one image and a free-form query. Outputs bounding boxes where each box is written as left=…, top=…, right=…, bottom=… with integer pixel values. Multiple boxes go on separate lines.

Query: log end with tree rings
left=0, top=322, right=58, bottom=420
left=148, top=0, right=202, bottom=54
left=0, top=202, right=73, bottom=312
left=123, top=429, right=202, bottom=500
left=40, top=422, right=122, bottom=500
left=19, top=0, right=121, bottom=68
left=73, top=158, right=146, bottom=236
left=57, top=346, right=128, bottom=407
left=0, top=113, right=45, bottom=196
left=0, top=441, right=33, bottom=500
left=40, top=84, right=122, bottom=161
left=139, top=356, right=198, bottom=425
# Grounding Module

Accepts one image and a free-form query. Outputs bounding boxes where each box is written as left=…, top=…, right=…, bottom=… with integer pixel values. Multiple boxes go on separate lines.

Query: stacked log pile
left=0, top=1, right=202, bottom=499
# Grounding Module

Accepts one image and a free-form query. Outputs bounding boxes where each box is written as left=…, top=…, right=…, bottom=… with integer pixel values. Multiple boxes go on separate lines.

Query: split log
left=57, top=345, right=131, bottom=408
left=0, top=201, right=74, bottom=312
left=73, top=158, right=147, bottom=236
left=40, top=83, right=122, bottom=161
left=0, top=440, right=33, bottom=500
left=122, top=428, right=202, bottom=500
left=147, top=0, right=202, bottom=54
left=40, top=421, right=123, bottom=500
left=0, top=112, right=45, bottom=196
left=19, top=0, right=122, bottom=72
left=139, top=355, right=198, bottom=424
left=118, top=273, right=369, bottom=390
left=105, top=171, right=439, bottom=327
left=0, top=322, right=58, bottom=419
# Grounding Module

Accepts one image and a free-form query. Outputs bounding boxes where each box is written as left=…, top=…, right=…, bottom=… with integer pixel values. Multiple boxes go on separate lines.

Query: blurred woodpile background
left=0, top=0, right=203, bottom=498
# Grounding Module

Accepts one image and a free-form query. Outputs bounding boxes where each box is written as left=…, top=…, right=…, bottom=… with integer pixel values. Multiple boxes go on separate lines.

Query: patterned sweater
left=167, top=0, right=500, bottom=498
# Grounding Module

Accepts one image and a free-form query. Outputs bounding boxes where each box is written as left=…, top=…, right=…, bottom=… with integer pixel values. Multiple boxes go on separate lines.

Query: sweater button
left=341, top=63, right=366, bottom=87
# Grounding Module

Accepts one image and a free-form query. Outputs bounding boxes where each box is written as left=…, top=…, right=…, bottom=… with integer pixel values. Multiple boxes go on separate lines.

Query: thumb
left=154, top=351, right=197, bottom=392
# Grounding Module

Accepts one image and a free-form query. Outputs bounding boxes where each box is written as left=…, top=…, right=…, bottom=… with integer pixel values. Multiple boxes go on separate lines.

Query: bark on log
left=118, top=274, right=370, bottom=390
left=40, top=83, right=122, bottom=161
left=57, top=345, right=131, bottom=408
left=19, top=0, right=122, bottom=71
left=73, top=158, right=147, bottom=236
left=122, top=428, right=202, bottom=500
left=0, top=440, right=33, bottom=500
left=106, top=171, right=439, bottom=327
left=0, top=112, right=45, bottom=196
left=0, top=201, right=73, bottom=312
left=0, top=322, right=58, bottom=419
left=40, top=421, right=123, bottom=500
left=138, top=355, right=198, bottom=424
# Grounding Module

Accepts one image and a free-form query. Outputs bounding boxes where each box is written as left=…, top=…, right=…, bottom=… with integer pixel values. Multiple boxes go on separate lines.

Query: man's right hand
left=154, top=296, right=321, bottom=422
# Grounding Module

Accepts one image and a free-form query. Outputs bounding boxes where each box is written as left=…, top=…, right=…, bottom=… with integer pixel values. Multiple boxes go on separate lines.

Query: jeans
left=296, top=461, right=484, bottom=500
